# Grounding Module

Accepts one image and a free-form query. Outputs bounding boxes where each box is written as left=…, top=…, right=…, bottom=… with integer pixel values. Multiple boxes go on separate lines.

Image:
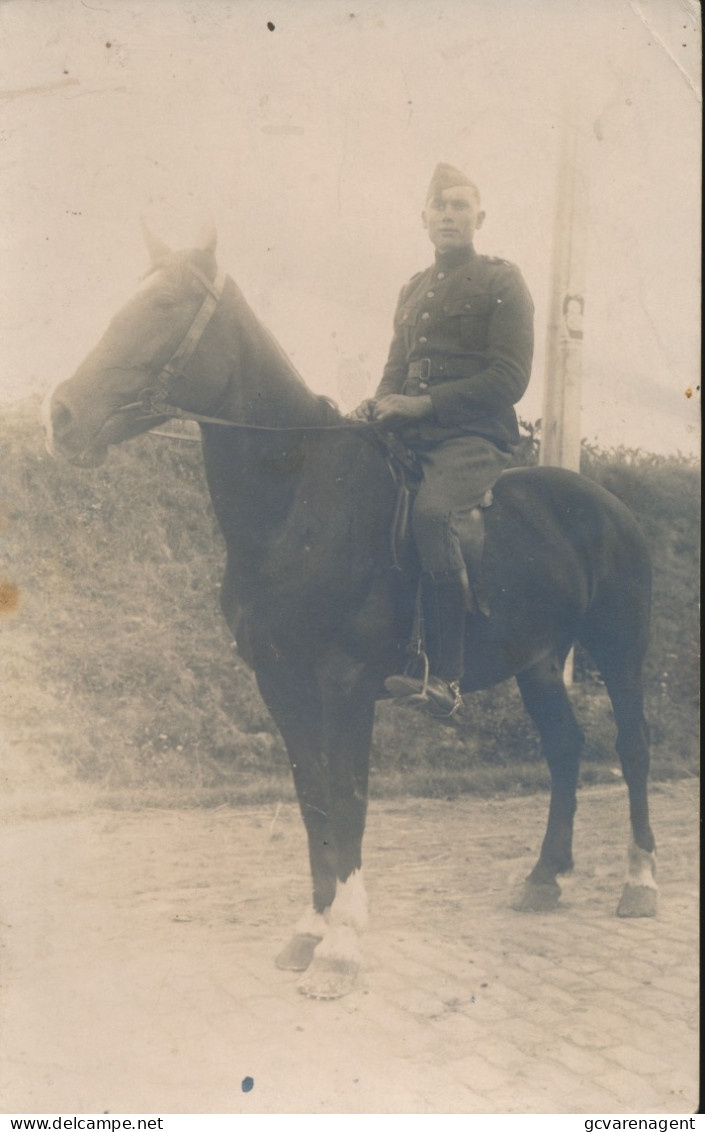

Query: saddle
left=384, top=438, right=493, bottom=617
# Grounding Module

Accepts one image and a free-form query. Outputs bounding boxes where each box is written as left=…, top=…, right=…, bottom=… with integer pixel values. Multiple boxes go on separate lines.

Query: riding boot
left=385, top=570, right=466, bottom=717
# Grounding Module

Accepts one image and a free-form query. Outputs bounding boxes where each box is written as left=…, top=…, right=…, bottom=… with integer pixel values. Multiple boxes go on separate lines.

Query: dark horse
left=45, top=226, right=657, bottom=999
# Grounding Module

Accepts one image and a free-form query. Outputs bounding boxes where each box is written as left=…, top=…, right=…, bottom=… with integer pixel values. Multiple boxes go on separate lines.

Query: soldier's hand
left=348, top=398, right=377, bottom=421
left=373, top=394, right=433, bottom=423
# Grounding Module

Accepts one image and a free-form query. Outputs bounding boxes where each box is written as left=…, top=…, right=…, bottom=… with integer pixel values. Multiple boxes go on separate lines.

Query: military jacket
left=375, top=244, right=534, bottom=448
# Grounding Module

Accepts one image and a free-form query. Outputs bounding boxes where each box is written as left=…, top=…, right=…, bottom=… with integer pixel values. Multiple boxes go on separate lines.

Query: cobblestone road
left=0, top=779, right=698, bottom=1114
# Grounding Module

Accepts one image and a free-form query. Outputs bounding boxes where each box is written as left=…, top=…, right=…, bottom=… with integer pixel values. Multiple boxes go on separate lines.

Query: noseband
left=133, top=264, right=228, bottom=418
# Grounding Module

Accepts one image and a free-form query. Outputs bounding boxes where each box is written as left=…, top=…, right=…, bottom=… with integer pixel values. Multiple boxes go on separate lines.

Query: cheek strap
left=147, top=268, right=228, bottom=413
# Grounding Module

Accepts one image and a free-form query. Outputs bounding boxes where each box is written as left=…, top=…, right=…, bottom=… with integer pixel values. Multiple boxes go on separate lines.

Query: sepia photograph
left=0, top=0, right=700, bottom=1119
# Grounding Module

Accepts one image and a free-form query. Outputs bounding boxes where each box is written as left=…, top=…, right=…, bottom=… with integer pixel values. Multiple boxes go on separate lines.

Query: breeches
left=412, top=435, right=511, bottom=574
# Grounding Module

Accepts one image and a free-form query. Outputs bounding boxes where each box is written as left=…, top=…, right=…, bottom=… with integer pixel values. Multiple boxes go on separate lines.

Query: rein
left=139, top=398, right=369, bottom=433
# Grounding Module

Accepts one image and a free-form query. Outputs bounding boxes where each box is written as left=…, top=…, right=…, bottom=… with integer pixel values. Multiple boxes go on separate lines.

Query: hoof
left=511, top=880, right=561, bottom=913
left=275, top=933, right=322, bottom=971
left=617, top=884, right=658, bottom=918
left=296, top=956, right=360, bottom=999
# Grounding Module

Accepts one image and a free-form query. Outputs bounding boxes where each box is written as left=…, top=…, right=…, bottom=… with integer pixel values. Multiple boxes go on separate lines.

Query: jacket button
left=418, top=336, right=428, bottom=344
left=437, top=272, right=445, bottom=280
left=421, top=312, right=430, bottom=320
left=427, top=290, right=435, bottom=298
left=419, top=381, right=428, bottom=389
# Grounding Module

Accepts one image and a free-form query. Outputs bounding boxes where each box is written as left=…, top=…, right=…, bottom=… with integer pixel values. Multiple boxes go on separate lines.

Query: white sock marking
left=328, top=869, right=368, bottom=933
left=626, top=838, right=657, bottom=889
left=294, top=907, right=328, bottom=937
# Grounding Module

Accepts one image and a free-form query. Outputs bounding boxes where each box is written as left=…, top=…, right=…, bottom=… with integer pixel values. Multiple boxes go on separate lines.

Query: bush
left=1, top=401, right=699, bottom=804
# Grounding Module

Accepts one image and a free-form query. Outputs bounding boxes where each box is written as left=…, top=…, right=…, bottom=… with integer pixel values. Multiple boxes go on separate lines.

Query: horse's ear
left=195, top=216, right=217, bottom=256
left=140, top=217, right=173, bottom=265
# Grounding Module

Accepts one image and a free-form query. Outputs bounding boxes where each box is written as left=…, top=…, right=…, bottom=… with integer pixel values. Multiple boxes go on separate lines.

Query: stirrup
left=384, top=671, right=463, bottom=719
left=384, top=645, right=430, bottom=699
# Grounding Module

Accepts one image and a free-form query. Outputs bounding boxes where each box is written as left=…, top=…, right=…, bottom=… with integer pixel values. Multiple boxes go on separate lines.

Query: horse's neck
left=216, top=279, right=335, bottom=431
left=199, top=279, right=343, bottom=588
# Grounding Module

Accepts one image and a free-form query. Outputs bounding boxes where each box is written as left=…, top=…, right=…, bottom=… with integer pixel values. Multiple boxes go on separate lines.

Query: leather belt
left=406, top=357, right=480, bottom=384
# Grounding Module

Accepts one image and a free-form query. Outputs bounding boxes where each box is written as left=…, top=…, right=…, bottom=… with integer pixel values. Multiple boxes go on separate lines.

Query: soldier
left=353, top=162, right=534, bottom=715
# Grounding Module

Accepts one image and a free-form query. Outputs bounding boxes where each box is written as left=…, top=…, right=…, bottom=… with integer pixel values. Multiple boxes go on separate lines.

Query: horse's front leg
left=253, top=662, right=338, bottom=973
left=296, top=650, right=378, bottom=1000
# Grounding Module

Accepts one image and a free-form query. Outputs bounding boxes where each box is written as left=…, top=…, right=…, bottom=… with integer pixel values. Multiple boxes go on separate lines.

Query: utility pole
left=540, top=98, right=590, bottom=682
left=540, top=100, right=589, bottom=473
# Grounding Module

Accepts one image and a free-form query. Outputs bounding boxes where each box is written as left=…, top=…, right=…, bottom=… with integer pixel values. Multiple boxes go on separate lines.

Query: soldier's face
left=422, top=187, right=485, bottom=251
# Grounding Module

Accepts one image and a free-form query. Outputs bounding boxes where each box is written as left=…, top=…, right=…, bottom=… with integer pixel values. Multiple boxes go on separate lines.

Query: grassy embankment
left=1, top=399, right=699, bottom=807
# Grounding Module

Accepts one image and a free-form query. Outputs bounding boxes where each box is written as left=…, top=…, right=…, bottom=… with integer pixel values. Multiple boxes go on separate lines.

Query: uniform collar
left=434, top=243, right=477, bottom=271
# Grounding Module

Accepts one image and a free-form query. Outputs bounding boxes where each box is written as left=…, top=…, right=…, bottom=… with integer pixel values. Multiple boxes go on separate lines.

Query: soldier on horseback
left=47, top=212, right=657, bottom=994
left=353, top=163, right=535, bottom=715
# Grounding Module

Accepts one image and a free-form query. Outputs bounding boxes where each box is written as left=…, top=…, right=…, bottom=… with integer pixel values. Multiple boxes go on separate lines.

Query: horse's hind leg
left=580, top=580, right=657, bottom=918
left=512, top=652, right=584, bottom=912
left=602, top=668, right=657, bottom=917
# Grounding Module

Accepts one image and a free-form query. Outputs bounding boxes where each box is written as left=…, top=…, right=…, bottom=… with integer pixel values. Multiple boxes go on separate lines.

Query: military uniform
left=377, top=244, right=533, bottom=448
left=375, top=242, right=534, bottom=575
left=371, top=162, right=534, bottom=713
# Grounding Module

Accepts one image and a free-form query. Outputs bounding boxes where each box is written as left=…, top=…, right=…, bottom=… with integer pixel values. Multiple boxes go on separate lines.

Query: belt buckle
left=409, top=358, right=431, bottom=382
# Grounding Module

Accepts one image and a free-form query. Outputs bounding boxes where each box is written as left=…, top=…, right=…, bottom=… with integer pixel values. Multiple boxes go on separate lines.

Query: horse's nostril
left=52, top=400, right=73, bottom=437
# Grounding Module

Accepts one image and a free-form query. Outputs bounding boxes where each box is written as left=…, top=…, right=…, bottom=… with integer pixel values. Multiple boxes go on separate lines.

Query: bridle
left=113, top=260, right=412, bottom=526
left=123, top=263, right=228, bottom=422
left=123, top=263, right=368, bottom=434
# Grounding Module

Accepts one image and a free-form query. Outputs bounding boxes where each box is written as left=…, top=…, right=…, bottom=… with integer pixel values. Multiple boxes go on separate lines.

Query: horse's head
left=44, top=222, right=228, bottom=466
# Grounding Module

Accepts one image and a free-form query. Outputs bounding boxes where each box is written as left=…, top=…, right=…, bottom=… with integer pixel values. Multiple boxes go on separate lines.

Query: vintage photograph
left=1, top=0, right=700, bottom=1117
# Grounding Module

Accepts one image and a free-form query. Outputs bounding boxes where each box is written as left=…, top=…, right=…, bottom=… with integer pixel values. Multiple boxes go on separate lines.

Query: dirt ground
left=0, top=778, right=699, bottom=1115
